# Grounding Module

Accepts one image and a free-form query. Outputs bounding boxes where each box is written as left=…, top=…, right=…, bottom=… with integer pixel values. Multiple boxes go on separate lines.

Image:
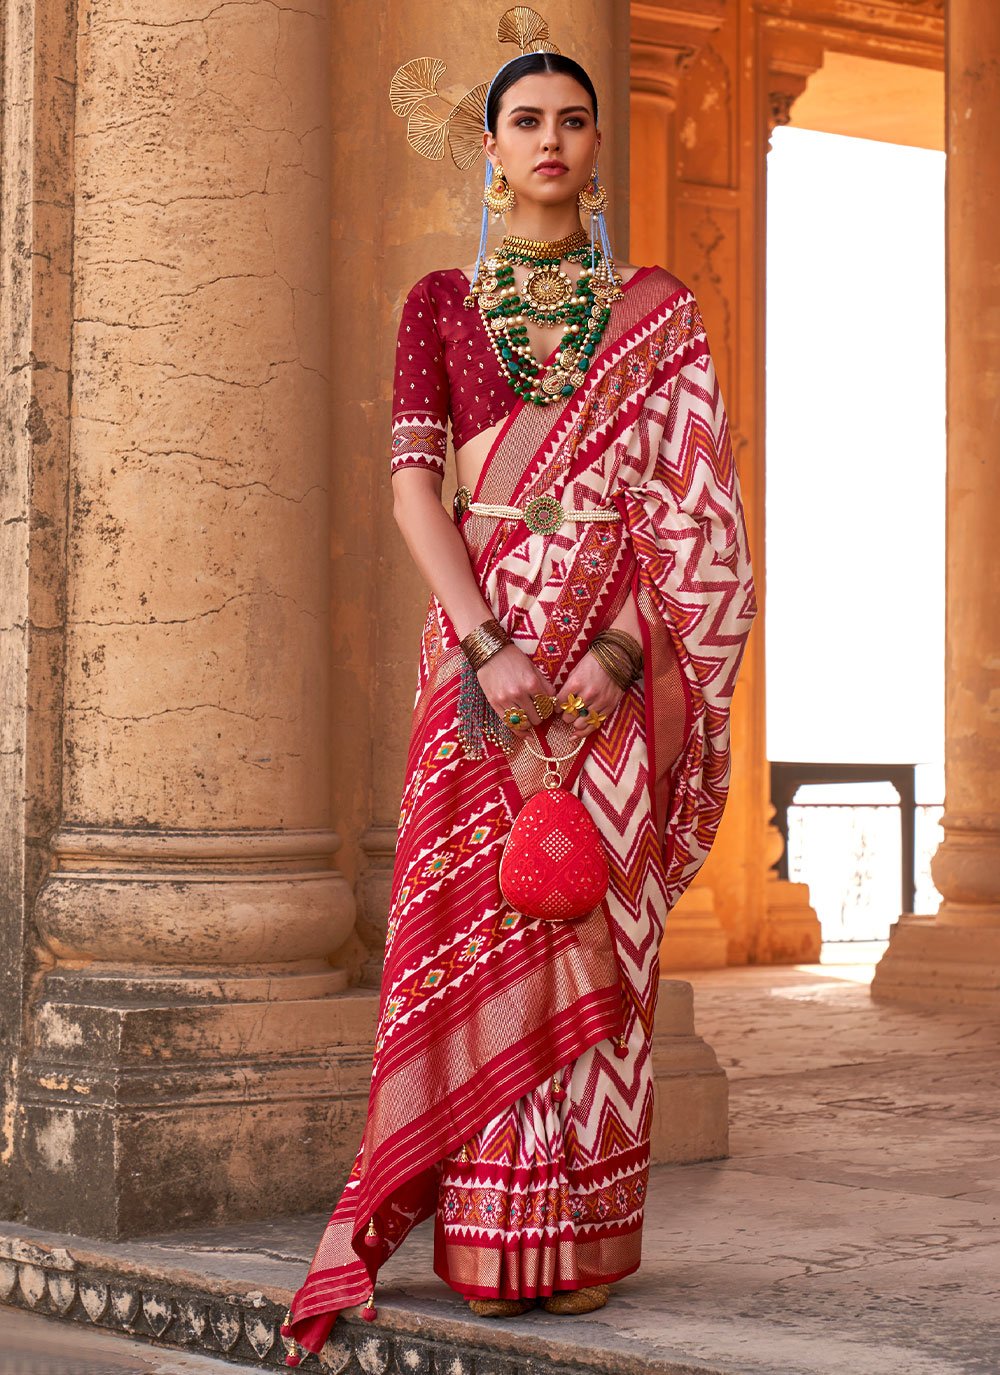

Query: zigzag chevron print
left=432, top=274, right=757, bottom=1297
left=283, top=270, right=756, bottom=1355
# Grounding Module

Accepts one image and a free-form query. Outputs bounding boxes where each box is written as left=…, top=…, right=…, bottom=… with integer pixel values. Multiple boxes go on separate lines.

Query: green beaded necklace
left=471, top=238, right=617, bottom=406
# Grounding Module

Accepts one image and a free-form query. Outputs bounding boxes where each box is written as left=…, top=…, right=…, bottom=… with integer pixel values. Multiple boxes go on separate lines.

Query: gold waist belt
left=454, top=486, right=621, bottom=537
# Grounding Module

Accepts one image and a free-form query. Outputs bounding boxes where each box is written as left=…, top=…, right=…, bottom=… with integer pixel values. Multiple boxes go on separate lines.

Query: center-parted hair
left=485, top=52, right=599, bottom=135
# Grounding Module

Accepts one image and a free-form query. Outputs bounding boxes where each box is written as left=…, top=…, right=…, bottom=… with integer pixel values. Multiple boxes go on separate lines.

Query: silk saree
left=283, top=265, right=756, bottom=1360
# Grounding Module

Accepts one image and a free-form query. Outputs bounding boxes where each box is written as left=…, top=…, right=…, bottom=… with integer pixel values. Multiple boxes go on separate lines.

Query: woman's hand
left=476, top=643, right=557, bottom=734
left=558, top=651, right=626, bottom=735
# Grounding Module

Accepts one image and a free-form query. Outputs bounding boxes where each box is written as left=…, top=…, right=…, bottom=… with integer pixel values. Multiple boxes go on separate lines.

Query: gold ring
left=532, top=693, right=556, bottom=720
left=558, top=691, right=589, bottom=718
left=585, top=708, right=607, bottom=728
left=502, top=705, right=528, bottom=728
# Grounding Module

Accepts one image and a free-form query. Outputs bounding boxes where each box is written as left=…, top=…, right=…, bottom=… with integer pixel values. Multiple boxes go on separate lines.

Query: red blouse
left=390, top=270, right=515, bottom=479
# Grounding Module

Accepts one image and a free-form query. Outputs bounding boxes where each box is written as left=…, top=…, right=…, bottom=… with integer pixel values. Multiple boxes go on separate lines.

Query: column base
left=756, top=879, right=822, bottom=963
left=650, top=979, right=728, bottom=1163
left=355, top=824, right=396, bottom=988
left=871, top=914, right=1000, bottom=1007
left=19, top=970, right=380, bottom=1239
left=659, top=885, right=729, bottom=970
left=19, top=963, right=729, bottom=1237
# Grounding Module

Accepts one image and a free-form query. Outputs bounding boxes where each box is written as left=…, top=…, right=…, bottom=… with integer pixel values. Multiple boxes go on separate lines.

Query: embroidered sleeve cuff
left=390, top=416, right=448, bottom=477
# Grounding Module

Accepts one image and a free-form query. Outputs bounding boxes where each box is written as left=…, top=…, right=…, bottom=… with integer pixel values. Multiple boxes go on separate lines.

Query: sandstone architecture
left=2, top=0, right=987, bottom=1242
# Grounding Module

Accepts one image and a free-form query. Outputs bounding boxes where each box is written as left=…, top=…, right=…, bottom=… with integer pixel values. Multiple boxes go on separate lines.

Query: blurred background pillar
left=872, top=0, right=1000, bottom=1006
left=633, top=5, right=821, bottom=971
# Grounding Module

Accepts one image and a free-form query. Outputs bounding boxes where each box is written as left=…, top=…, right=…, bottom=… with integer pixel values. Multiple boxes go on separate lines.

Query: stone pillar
left=0, top=0, right=78, bottom=1222
left=632, top=10, right=825, bottom=970
left=759, top=806, right=821, bottom=964
left=872, top=0, right=1000, bottom=1006
left=18, top=0, right=356, bottom=1237
left=632, top=19, right=732, bottom=973
left=649, top=982, right=728, bottom=1162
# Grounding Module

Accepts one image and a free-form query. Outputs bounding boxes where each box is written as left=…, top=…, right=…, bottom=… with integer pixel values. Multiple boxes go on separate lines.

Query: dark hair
left=485, top=53, right=599, bottom=134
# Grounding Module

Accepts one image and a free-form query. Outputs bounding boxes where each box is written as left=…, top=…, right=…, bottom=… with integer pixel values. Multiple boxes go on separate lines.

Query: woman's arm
left=606, top=585, right=642, bottom=640
left=391, top=470, right=493, bottom=639
left=391, top=470, right=556, bottom=727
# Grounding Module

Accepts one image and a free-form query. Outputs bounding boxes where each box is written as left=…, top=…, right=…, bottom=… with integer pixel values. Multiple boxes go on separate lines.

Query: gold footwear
left=542, top=1284, right=611, bottom=1315
left=468, top=1297, right=535, bottom=1318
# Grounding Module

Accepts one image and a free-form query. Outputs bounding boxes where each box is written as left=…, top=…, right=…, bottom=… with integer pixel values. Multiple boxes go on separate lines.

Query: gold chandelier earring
left=484, top=161, right=516, bottom=217
left=578, top=165, right=608, bottom=214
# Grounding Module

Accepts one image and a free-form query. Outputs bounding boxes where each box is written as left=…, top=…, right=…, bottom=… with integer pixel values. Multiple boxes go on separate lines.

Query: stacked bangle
left=588, top=627, right=643, bottom=690
left=460, top=616, right=510, bottom=671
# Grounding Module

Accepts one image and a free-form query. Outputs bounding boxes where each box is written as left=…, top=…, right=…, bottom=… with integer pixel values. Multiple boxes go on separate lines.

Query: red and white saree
left=283, top=266, right=756, bottom=1360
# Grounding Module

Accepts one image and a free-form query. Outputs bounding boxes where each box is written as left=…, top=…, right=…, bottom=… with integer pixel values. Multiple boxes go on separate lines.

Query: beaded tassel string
left=457, top=658, right=516, bottom=758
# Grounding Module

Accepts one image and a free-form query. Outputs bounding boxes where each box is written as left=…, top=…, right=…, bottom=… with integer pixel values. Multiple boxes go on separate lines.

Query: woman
left=281, top=44, right=755, bottom=1366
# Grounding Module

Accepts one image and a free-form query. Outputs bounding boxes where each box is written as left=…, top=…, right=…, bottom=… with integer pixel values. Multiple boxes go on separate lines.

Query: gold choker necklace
left=498, top=228, right=590, bottom=258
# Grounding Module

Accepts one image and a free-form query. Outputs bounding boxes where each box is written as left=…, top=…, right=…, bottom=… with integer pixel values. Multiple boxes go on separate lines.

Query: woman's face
left=484, top=70, right=601, bottom=209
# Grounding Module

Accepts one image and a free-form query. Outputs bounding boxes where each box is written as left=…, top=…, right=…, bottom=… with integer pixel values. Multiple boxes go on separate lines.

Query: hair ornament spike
left=389, top=9, right=560, bottom=169
left=447, top=82, right=490, bottom=170
left=407, top=103, right=451, bottom=161
left=496, top=6, right=558, bottom=55
left=390, top=59, right=489, bottom=168
left=389, top=58, right=447, bottom=118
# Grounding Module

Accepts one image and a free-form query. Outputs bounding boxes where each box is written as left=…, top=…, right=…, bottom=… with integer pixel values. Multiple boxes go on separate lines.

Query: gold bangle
left=590, top=629, right=642, bottom=686
left=592, top=627, right=643, bottom=664
left=590, top=640, right=634, bottom=671
left=588, top=643, right=634, bottom=692
left=461, top=616, right=510, bottom=670
left=466, top=637, right=507, bottom=671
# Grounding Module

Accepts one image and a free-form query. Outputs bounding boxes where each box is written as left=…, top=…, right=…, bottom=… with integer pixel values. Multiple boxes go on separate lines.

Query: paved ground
left=4, top=956, right=1000, bottom=1374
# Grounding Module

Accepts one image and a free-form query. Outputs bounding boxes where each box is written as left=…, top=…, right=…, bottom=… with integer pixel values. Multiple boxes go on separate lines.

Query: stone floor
left=4, top=957, right=1000, bottom=1374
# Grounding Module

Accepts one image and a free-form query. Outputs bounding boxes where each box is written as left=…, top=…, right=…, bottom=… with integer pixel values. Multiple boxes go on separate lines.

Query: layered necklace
left=464, top=228, right=624, bottom=406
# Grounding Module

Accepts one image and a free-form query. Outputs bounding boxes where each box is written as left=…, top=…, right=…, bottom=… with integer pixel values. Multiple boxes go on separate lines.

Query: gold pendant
left=523, top=265, right=573, bottom=311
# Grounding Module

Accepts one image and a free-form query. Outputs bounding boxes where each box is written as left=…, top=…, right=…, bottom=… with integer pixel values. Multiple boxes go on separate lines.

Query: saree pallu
left=284, top=266, right=756, bottom=1358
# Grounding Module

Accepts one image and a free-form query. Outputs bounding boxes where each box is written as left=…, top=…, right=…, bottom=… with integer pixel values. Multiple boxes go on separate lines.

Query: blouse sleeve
left=390, top=276, right=449, bottom=479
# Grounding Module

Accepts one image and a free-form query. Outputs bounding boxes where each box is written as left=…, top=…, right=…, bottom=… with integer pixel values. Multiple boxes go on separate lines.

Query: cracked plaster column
left=19, top=0, right=356, bottom=1237
left=872, top=0, right=1000, bottom=1006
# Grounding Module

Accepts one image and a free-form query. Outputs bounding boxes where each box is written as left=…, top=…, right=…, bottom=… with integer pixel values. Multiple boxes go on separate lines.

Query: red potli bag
left=498, top=731, right=610, bottom=922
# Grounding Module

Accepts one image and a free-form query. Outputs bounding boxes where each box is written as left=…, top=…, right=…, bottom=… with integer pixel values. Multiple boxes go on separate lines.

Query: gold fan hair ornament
left=388, top=6, right=620, bottom=304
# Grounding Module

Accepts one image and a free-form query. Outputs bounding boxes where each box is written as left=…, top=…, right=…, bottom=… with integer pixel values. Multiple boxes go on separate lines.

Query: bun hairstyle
left=485, top=52, right=599, bottom=134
